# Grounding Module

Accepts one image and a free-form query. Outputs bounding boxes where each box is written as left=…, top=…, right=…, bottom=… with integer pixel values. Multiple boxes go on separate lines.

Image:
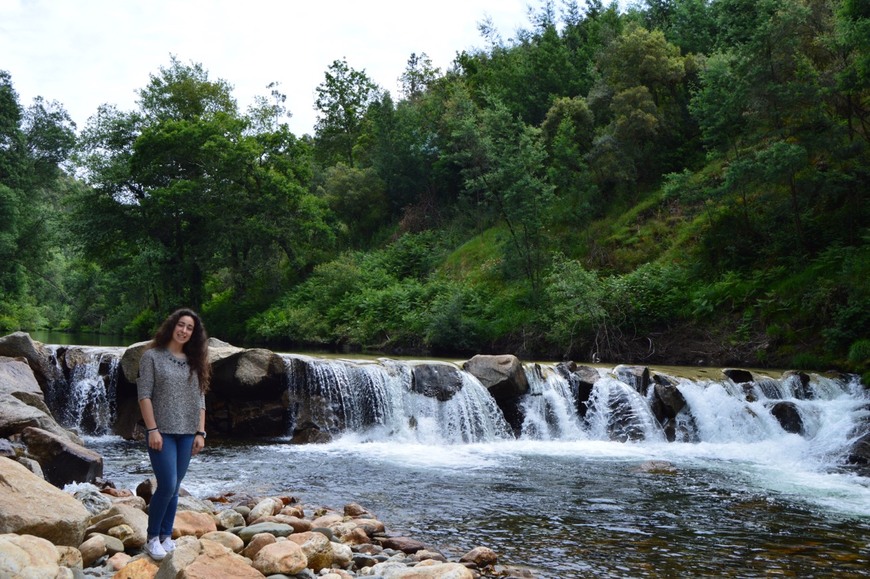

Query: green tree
left=0, top=71, right=76, bottom=329
left=448, top=95, right=555, bottom=289
left=72, top=57, right=333, bottom=331
left=314, top=58, right=381, bottom=165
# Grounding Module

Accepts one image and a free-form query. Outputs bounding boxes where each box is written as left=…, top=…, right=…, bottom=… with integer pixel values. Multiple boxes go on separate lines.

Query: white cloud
left=1, top=0, right=535, bottom=135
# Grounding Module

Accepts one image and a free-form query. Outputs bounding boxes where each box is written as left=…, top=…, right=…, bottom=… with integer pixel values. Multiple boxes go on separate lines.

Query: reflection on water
left=89, top=436, right=870, bottom=577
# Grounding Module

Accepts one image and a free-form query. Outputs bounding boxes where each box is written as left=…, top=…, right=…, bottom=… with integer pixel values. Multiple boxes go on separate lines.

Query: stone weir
left=2, top=331, right=869, bottom=487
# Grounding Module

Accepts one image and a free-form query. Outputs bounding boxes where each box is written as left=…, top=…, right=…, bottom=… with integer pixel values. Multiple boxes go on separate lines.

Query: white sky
left=0, top=0, right=541, bottom=136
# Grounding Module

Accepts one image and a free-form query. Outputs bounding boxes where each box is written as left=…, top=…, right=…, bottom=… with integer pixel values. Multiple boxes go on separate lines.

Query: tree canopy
left=2, top=0, right=867, bottom=378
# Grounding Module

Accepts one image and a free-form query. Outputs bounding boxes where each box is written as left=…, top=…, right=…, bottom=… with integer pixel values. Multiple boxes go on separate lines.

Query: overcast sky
left=1, top=0, right=545, bottom=136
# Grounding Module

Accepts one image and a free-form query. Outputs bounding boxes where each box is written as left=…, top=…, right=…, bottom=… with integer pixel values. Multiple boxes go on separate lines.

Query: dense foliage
left=1, top=0, right=867, bottom=378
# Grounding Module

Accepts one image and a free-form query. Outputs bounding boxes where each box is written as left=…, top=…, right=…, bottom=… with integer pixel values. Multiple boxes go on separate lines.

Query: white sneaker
left=161, top=537, right=176, bottom=553
left=145, top=536, right=167, bottom=560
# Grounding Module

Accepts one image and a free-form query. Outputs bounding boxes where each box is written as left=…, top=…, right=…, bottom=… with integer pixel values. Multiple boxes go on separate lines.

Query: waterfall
left=285, top=356, right=513, bottom=444
left=48, top=346, right=122, bottom=434
left=41, top=342, right=867, bottom=475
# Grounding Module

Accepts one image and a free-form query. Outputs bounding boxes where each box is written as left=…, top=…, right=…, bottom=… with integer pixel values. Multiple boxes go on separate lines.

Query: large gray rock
left=0, top=359, right=81, bottom=444
left=0, top=332, right=62, bottom=389
left=20, top=426, right=103, bottom=487
left=210, top=348, right=287, bottom=399
left=0, top=457, right=91, bottom=547
left=462, top=355, right=528, bottom=401
left=615, top=365, right=651, bottom=396
left=410, top=362, right=465, bottom=401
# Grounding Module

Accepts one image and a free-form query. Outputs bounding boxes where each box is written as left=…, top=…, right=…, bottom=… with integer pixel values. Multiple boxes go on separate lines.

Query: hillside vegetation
left=0, top=0, right=867, bottom=379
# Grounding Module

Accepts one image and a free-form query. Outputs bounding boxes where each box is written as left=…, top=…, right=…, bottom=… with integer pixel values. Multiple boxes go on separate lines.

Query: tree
left=398, top=53, right=439, bottom=101
left=448, top=95, right=555, bottom=289
left=73, top=58, right=334, bottom=330
left=0, top=71, right=76, bottom=329
left=314, top=58, right=381, bottom=165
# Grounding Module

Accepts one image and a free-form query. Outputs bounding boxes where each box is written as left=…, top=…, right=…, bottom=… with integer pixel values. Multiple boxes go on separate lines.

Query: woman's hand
left=192, top=433, right=205, bottom=456
left=148, top=429, right=163, bottom=451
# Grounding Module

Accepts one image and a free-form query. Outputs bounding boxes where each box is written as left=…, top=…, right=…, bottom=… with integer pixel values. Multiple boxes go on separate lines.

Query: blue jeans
left=147, top=433, right=195, bottom=539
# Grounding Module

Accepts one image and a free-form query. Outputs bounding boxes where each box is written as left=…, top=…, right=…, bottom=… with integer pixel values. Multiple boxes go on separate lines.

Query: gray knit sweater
left=137, top=347, right=205, bottom=434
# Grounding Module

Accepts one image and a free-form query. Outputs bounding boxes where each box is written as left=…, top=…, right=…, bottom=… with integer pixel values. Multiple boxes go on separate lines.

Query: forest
left=0, top=0, right=867, bottom=380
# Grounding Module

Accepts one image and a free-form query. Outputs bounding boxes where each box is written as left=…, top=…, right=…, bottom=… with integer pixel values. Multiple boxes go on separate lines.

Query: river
left=49, top=343, right=870, bottom=578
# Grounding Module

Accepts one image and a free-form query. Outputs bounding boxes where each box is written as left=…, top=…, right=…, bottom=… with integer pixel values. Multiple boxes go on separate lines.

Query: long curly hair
left=150, top=308, right=211, bottom=393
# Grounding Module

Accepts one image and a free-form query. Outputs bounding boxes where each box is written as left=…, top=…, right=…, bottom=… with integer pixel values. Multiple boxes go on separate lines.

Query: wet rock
left=615, top=365, right=651, bottom=395
left=459, top=546, right=498, bottom=568
left=380, top=536, right=427, bottom=554
left=462, top=355, right=528, bottom=401
left=723, top=368, right=754, bottom=383
left=20, top=426, right=103, bottom=487
left=411, top=362, right=465, bottom=402
left=770, top=401, right=803, bottom=434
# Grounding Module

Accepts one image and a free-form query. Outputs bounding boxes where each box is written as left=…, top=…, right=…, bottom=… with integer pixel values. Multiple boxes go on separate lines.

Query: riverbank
left=0, top=457, right=534, bottom=578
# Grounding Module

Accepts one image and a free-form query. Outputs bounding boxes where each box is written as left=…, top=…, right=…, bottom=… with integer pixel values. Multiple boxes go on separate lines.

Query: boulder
left=199, top=530, right=244, bottom=553
left=178, top=537, right=266, bottom=579
left=770, top=401, right=804, bottom=434
left=0, top=458, right=90, bottom=547
left=78, top=534, right=107, bottom=567
left=251, top=540, right=308, bottom=576
left=723, top=368, right=754, bottom=384
left=241, top=533, right=276, bottom=560
left=615, top=365, right=650, bottom=395
left=0, top=533, right=65, bottom=579
left=210, top=348, right=287, bottom=399
left=376, top=560, right=475, bottom=578
left=462, top=355, right=528, bottom=401
left=118, top=341, right=150, bottom=386
left=410, top=362, right=465, bottom=402
left=459, top=546, right=498, bottom=568
left=20, top=426, right=103, bottom=487
left=238, top=522, right=294, bottom=542
left=173, top=510, right=217, bottom=538
left=380, top=536, right=427, bottom=554
left=0, top=358, right=81, bottom=444
left=0, top=332, right=62, bottom=389
left=112, top=556, right=158, bottom=578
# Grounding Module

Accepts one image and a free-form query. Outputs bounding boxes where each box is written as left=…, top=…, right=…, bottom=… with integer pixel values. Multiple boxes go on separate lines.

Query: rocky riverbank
left=1, top=457, right=533, bottom=578
left=0, top=332, right=534, bottom=578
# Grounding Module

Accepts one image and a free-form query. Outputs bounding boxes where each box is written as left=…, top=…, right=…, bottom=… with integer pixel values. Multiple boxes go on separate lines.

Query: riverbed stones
left=174, top=510, right=218, bottom=538
left=0, top=457, right=90, bottom=546
left=86, top=504, right=147, bottom=549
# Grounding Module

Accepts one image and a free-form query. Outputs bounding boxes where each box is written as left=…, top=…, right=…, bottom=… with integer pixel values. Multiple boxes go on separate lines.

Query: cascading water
left=285, top=356, right=513, bottom=444
left=66, top=348, right=868, bottom=577
left=47, top=346, right=122, bottom=435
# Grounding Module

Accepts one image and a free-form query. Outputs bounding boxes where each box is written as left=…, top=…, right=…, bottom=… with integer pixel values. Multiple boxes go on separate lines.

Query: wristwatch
left=195, top=431, right=207, bottom=439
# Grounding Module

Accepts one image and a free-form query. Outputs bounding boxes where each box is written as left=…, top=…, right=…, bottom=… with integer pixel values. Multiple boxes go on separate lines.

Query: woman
left=137, top=308, right=210, bottom=560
